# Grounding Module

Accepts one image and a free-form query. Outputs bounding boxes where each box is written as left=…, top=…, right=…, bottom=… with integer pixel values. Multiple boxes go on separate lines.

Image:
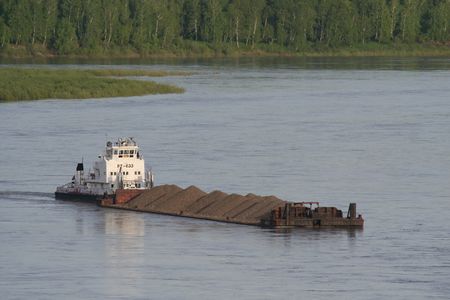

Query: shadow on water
left=1, top=56, right=450, bottom=70
left=264, top=226, right=363, bottom=239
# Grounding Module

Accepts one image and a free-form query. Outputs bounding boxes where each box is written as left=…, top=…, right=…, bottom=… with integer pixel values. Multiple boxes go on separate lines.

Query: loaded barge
left=56, top=137, right=364, bottom=228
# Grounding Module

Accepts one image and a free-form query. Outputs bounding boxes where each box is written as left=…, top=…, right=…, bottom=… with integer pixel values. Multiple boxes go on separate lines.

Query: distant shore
left=0, top=68, right=187, bottom=102
left=1, top=42, right=449, bottom=60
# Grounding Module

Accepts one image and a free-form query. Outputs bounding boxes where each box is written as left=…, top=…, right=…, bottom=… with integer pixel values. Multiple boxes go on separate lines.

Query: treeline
left=0, top=0, right=449, bottom=55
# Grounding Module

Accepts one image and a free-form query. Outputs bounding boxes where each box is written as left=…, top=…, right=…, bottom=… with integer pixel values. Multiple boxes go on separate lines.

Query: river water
left=1, top=57, right=449, bottom=299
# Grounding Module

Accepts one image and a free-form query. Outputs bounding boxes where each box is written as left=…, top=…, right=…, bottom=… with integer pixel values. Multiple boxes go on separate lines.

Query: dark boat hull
left=54, top=192, right=102, bottom=203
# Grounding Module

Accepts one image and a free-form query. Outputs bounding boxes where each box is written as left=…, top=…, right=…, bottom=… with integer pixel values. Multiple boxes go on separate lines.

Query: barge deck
left=98, top=185, right=364, bottom=228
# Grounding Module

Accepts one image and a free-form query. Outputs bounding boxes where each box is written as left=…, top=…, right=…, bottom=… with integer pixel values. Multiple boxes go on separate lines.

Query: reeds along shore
left=1, top=41, right=450, bottom=60
left=0, top=68, right=188, bottom=101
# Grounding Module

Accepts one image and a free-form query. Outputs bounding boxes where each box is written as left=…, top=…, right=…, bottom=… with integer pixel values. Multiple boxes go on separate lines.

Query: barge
left=98, top=185, right=364, bottom=228
left=56, top=137, right=364, bottom=228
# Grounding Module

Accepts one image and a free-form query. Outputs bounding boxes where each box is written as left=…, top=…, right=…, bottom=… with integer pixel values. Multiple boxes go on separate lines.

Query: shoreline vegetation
left=1, top=42, right=449, bottom=60
left=0, top=1, right=449, bottom=60
left=0, top=68, right=187, bottom=102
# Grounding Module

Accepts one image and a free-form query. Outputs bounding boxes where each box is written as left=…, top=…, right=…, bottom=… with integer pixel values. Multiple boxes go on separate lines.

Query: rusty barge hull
left=98, top=185, right=364, bottom=228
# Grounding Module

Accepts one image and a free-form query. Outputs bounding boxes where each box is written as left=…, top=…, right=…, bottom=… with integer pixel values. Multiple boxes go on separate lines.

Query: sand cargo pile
left=101, top=184, right=286, bottom=226
left=99, top=185, right=364, bottom=228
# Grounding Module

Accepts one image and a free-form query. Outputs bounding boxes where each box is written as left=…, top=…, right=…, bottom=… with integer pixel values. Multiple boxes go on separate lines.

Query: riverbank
left=0, top=68, right=187, bottom=102
left=1, top=42, right=449, bottom=60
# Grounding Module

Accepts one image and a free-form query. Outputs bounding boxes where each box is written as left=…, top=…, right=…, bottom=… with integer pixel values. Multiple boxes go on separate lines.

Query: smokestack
left=347, top=203, right=356, bottom=219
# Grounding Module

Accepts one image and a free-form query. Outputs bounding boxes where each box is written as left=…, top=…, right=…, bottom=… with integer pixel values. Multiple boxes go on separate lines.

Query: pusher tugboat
left=55, top=137, right=154, bottom=202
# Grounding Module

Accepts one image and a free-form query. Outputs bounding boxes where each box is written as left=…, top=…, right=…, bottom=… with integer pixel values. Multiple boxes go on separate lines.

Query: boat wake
left=0, top=191, right=54, bottom=201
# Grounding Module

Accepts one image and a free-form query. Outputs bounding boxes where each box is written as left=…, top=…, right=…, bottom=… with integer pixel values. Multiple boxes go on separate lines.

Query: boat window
left=124, top=150, right=129, bottom=154
left=114, top=150, right=118, bottom=155
left=110, top=172, right=113, bottom=175
left=138, top=171, right=141, bottom=175
left=130, top=150, right=134, bottom=154
left=114, top=172, right=116, bottom=175
left=126, top=172, right=129, bottom=175
left=111, top=184, right=114, bottom=188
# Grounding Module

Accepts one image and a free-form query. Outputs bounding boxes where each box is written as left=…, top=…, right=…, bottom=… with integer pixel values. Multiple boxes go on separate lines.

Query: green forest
left=0, top=0, right=449, bottom=57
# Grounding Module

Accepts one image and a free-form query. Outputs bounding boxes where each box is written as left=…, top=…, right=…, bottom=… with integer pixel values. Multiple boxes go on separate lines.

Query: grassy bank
left=0, top=68, right=186, bottom=102
left=1, top=42, right=449, bottom=59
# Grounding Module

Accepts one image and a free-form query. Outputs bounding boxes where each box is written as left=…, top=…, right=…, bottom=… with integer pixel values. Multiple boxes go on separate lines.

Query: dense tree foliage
left=0, top=0, right=448, bottom=54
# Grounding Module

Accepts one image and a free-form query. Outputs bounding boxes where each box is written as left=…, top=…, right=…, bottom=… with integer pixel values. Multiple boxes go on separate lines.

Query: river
left=1, top=57, right=449, bottom=299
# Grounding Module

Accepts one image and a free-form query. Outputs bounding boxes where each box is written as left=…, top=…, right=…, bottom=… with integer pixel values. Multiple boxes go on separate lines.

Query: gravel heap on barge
left=100, top=185, right=364, bottom=228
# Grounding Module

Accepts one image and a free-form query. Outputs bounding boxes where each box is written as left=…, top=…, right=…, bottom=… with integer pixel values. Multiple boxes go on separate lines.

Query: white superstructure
left=56, top=137, right=154, bottom=197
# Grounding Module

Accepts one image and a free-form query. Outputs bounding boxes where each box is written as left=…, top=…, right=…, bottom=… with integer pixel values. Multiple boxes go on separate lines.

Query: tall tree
left=200, top=0, right=226, bottom=44
left=0, top=16, right=10, bottom=48
left=182, top=0, right=200, bottom=40
left=227, top=0, right=244, bottom=48
left=273, top=0, right=316, bottom=49
left=316, top=0, right=354, bottom=47
left=78, top=0, right=102, bottom=50
left=53, top=17, right=78, bottom=54
left=244, top=0, right=265, bottom=48
left=354, top=0, right=390, bottom=43
left=113, top=0, right=132, bottom=47
left=40, top=0, right=58, bottom=47
left=428, top=0, right=450, bottom=41
left=398, top=0, right=424, bottom=42
left=8, top=0, right=32, bottom=45
left=101, top=0, right=119, bottom=48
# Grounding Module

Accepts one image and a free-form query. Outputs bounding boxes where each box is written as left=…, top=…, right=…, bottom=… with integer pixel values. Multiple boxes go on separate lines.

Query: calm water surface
left=1, top=57, right=450, bottom=299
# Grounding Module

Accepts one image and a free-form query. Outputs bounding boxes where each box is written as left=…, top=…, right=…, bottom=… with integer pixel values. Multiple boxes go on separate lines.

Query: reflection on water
left=103, top=211, right=146, bottom=298
left=104, top=210, right=145, bottom=237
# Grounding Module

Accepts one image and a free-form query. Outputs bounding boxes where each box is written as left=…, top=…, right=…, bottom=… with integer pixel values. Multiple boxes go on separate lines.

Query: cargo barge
left=56, top=137, right=364, bottom=228
left=98, top=185, right=363, bottom=228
